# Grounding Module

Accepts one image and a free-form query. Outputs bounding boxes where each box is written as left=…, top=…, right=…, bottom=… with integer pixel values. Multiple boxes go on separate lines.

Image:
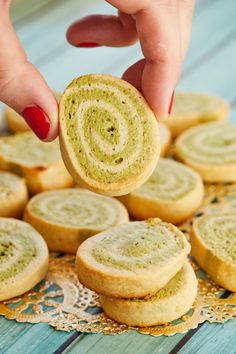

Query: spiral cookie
left=0, top=218, right=49, bottom=301
left=119, top=159, right=204, bottom=224
left=59, top=74, right=160, bottom=196
left=191, top=212, right=236, bottom=291
left=24, top=188, right=129, bottom=254
left=159, top=123, right=171, bottom=157
left=99, top=262, right=197, bottom=326
left=76, top=219, right=190, bottom=298
left=5, top=92, right=61, bottom=134
left=0, top=132, right=73, bottom=194
left=175, top=122, right=236, bottom=182
left=165, top=92, right=229, bottom=137
left=0, top=172, right=28, bottom=218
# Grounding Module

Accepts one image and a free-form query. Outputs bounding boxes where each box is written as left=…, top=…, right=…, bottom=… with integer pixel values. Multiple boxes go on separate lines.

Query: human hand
left=0, top=0, right=58, bottom=141
left=67, top=0, right=195, bottom=120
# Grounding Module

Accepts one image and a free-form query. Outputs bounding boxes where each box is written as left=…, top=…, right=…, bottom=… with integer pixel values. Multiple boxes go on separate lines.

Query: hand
left=0, top=0, right=58, bottom=141
left=67, top=0, right=195, bottom=120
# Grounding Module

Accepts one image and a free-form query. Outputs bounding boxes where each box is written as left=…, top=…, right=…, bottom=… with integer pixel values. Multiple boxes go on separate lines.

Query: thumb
left=0, top=1, right=58, bottom=141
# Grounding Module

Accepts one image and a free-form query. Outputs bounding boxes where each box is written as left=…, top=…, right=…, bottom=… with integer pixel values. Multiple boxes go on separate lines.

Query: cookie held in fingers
left=0, top=171, right=28, bottom=218
left=24, top=188, right=129, bottom=254
left=175, top=122, right=236, bottom=182
left=119, top=159, right=204, bottom=224
left=0, top=218, right=49, bottom=301
left=76, top=219, right=190, bottom=298
left=166, top=91, right=229, bottom=137
left=191, top=212, right=236, bottom=291
left=59, top=74, right=160, bottom=196
left=99, top=262, right=197, bottom=327
left=0, top=132, right=73, bottom=194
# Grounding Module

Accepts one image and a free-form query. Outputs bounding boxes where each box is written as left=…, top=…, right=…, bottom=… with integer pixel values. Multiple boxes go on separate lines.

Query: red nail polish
left=168, top=91, right=175, bottom=115
left=76, top=42, right=101, bottom=48
left=21, top=105, right=51, bottom=140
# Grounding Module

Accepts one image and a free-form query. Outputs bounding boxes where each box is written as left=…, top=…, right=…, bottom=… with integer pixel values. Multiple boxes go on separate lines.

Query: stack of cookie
left=76, top=218, right=198, bottom=326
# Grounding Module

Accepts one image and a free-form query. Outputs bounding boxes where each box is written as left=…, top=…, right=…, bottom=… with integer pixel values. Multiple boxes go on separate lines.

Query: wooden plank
left=184, top=0, right=236, bottom=71
left=0, top=317, right=73, bottom=354
left=62, top=331, right=185, bottom=354
left=13, top=0, right=114, bottom=65
left=10, top=0, right=53, bottom=24
left=176, top=321, right=236, bottom=354
left=178, top=35, right=236, bottom=103
left=0, top=317, right=72, bottom=354
left=35, top=0, right=236, bottom=92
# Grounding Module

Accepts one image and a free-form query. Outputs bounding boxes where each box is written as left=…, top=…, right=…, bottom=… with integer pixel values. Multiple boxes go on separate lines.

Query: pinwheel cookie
left=191, top=212, right=236, bottom=291
left=99, top=262, right=197, bottom=326
left=0, top=172, right=28, bottom=218
left=165, top=91, right=229, bottom=137
left=0, top=218, right=49, bottom=301
left=159, top=123, right=171, bottom=157
left=5, top=92, right=61, bottom=134
left=175, top=122, right=236, bottom=182
left=59, top=74, right=160, bottom=196
left=0, top=132, right=73, bottom=194
left=24, top=188, right=129, bottom=254
left=76, top=219, right=190, bottom=298
left=119, top=159, right=204, bottom=224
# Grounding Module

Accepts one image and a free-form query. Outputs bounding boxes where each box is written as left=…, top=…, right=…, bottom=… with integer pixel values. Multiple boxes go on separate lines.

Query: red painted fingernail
left=21, top=105, right=51, bottom=140
left=168, top=91, right=175, bottom=115
left=76, top=42, right=101, bottom=48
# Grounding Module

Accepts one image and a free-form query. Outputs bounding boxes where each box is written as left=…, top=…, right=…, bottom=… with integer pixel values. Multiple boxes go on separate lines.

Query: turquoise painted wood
left=0, top=319, right=71, bottom=354
left=1, top=0, right=236, bottom=353
left=178, top=321, right=236, bottom=354
left=63, top=331, right=185, bottom=354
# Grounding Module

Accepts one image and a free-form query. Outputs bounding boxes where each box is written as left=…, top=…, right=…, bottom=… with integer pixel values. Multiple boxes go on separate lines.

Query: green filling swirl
left=0, top=226, right=37, bottom=282
left=177, top=124, right=236, bottom=164
left=92, top=221, right=184, bottom=271
left=134, top=159, right=196, bottom=200
left=0, top=173, right=20, bottom=199
left=0, top=132, right=61, bottom=167
left=30, top=190, right=121, bottom=227
left=196, top=213, right=236, bottom=263
left=173, top=92, right=222, bottom=117
left=132, top=266, right=185, bottom=302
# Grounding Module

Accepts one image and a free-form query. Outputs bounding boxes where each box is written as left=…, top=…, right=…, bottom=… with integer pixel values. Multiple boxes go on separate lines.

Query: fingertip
left=66, top=14, right=137, bottom=48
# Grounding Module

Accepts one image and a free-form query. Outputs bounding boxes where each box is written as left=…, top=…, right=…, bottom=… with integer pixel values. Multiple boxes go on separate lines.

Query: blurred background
left=1, top=0, right=236, bottom=121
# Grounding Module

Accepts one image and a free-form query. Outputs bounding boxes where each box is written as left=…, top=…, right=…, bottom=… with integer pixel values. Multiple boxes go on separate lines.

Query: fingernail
left=168, top=91, right=175, bottom=115
left=21, top=105, right=51, bottom=140
left=76, top=42, right=101, bottom=48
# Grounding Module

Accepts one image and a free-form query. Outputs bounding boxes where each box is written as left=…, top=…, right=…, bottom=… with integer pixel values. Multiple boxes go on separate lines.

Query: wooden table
left=1, top=1, right=236, bottom=353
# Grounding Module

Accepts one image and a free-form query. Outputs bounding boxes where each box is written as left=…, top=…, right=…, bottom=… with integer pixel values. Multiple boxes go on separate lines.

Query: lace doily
left=0, top=183, right=236, bottom=336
